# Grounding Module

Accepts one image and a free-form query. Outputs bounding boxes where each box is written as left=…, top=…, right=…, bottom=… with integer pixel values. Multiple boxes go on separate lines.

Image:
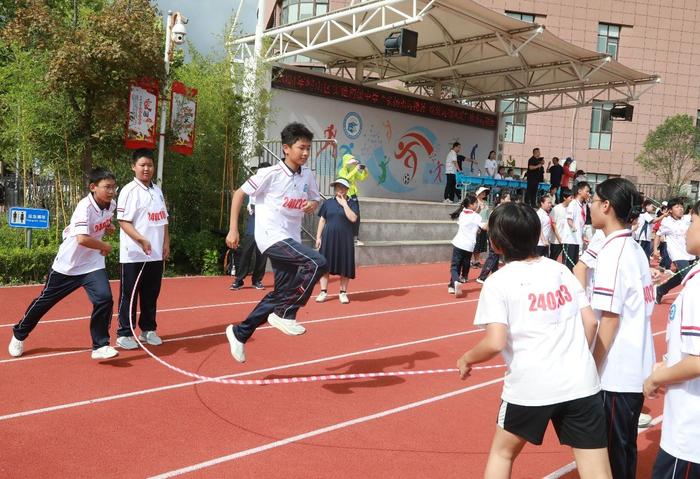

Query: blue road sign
left=8, top=207, right=50, bottom=229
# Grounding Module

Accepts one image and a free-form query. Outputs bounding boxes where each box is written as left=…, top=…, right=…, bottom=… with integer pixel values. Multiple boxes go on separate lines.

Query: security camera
left=171, top=20, right=187, bottom=45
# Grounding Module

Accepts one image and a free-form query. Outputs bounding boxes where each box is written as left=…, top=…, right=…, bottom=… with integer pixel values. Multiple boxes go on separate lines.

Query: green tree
left=2, top=0, right=164, bottom=178
left=636, top=114, right=700, bottom=198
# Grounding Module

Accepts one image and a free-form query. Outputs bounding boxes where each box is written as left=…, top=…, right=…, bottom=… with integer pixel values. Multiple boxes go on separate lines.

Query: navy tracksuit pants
left=232, top=239, right=327, bottom=343
left=117, top=261, right=163, bottom=338
left=12, top=268, right=113, bottom=350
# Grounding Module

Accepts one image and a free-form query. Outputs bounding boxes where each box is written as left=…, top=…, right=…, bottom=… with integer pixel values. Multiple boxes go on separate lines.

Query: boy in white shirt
left=457, top=202, right=611, bottom=479
left=224, top=123, right=328, bottom=363
left=536, top=194, right=561, bottom=257
left=655, top=198, right=696, bottom=304
left=563, top=182, right=591, bottom=271
left=549, top=188, right=572, bottom=261
left=9, top=168, right=119, bottom=360
left=644, top=200, right=700, bottom=478
left=443, top=142, right=461, bottom=204
left=588, top=178, right=655, bottom=479
left=635, top=199, right=662, bottom=260
left=115, top=149, right=170, bottom=350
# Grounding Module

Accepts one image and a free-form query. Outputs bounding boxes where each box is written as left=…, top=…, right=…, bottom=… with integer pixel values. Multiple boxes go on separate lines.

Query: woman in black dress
left=315, top=178, right=359, bottom=304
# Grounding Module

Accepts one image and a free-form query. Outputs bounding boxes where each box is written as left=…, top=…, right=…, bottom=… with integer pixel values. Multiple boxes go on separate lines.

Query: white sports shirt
left=52, top=194, right=116, bottom=276
left=537, top=208, right=552, bottom=246
left=660, top=264, right=700, bottom=464
left=591, top=229, right=655, bottom=393
left=579, top=230, right=606, bottom=300
left=484, top=158, right=497, bottom=177
left=634, top=212, right=654, bottom=242
left=564, top=199, right=586, bottom=246
left=117, top=179, right=169, bottom=263
left=451, top=209, right=483, bottom=252
left=445, top=150, right=457, bottom=174
left=241, top=161, right=320, bottom=253
left=658, top=215, right=694, bottom=262
left=474, top=257, right=600, bottom=406
left=550, top=203, right=568, bottom=245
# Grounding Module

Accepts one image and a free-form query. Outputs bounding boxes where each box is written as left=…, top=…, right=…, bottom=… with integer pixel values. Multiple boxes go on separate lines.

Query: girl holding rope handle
left=643, top=200, right=700, bottom=479
left=457, top=202, right=611, bottom=479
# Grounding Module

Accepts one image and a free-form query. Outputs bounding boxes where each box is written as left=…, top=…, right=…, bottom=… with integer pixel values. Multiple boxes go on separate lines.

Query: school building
left=258, top=0, right=700, bottom=201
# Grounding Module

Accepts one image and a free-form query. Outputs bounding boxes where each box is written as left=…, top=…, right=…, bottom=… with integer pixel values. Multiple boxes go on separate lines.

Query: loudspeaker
left=610, top=103, right=634, bottom=121
left=384, top=29, right=418, bottom=57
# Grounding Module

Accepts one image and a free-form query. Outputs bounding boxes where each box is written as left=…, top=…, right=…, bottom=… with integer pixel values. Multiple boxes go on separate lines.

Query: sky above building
left=154, top=0, right=257, bottom=57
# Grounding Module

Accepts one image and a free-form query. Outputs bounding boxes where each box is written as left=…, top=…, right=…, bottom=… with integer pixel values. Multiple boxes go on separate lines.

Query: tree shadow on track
left=263, top=350, right=439, bottom=394
left=348, top=288, right=410, bottom=302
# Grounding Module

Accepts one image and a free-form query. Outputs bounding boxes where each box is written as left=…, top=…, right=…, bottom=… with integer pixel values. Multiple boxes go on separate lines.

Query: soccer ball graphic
left=403, top=173, right=411, bottom=185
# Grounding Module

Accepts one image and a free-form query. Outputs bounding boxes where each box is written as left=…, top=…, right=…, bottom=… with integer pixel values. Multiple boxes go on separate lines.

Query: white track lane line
left=542, top=415, right=664, bottom=479
left=148, top=376, right=506, bottom=479
left=0, top=281, right=447, bottom=328
left=0, top=328, right=486, bottom=422
left=0, top=297, right=480, bottom=365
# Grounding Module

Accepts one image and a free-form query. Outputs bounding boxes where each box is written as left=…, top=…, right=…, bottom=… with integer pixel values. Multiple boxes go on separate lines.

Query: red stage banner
left=124, top=78, right=159, bottom=150
left=169, top=81, right=198, bottom=156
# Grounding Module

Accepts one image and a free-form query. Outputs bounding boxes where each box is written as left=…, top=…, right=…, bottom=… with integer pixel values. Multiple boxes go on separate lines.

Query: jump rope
left=127, top=233, right=692, bottom=384
left=127, top=262, right=505, bottom=385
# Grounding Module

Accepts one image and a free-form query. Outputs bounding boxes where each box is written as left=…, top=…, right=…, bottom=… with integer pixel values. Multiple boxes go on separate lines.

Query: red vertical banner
left=169, top=81, right=197, bottom=156
left=124, top=78, right=159, bottom=150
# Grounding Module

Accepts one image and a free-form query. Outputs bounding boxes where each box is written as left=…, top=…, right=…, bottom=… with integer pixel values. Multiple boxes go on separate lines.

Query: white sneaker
left=454, top=281, right=464, bottom=298
left=225, top=325, right=246, bottom=363
left=354, top=239, right=364, bottom=246
left=91, top=345, right=119, bottom=360
left=447, top=285, right=455, bottom=294
left=638, top=412, right=652, bottom=428
left=267, top=312, right=306, bottom=335
left=138, top=331, right=163, bottom=346
left=476, top=278, right=485, bottom=284
left=8, top=336, right=24, bottom=357
left=339, top=292, right=350, bottom=304
left=443, top=199, right=452, bottom=204
left=116, top=336, right=139, bottom=350
left=316, top=291, right=328, bottom=303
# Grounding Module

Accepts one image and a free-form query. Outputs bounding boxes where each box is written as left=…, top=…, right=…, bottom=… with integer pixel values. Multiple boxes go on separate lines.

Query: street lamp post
left=156, top=10, right=187, bottom=187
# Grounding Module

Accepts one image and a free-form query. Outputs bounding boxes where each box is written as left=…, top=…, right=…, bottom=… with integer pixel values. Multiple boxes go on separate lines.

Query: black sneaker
left=229, top=280, right=244, bottom=290
left=253, top=281, right=265, bottom=290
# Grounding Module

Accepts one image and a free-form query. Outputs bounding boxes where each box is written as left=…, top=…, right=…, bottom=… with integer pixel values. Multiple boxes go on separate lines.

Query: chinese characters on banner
left=169, top=81, right=198, bottom=156
left=271, top=68, right=497, bottom=130
left=124, top=78, right=159, bottom=150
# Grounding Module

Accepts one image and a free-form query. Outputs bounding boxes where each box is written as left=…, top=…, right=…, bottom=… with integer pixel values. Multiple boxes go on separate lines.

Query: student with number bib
left=9, top=168, right=119, bottom=360
left=588, top=178, right=656, bottom=479
left=644, top=200, right=700, bottom=479
left=457, top=203, right=611, bottom=479
left=115, top=149, right=170, bottom=350
left=224, top=123, right=327, bottom=363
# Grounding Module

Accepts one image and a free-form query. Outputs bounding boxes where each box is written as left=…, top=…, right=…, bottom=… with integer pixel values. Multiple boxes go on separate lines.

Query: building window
left=590, top=102, right=613, bottom=150
left=501, top=98, right=527, bottom=143
left=505, top=11, right=535, bottom=23
left=281, top=0, right=328, bottom=24
left=597, top=23, right=620, bottom=59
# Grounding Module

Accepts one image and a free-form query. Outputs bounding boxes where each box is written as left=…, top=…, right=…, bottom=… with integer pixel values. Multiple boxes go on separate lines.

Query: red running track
left=0, top=263, right=675, bottom=478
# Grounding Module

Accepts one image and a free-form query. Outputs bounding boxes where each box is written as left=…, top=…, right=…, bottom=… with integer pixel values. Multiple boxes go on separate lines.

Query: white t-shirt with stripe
left=240, top=162, right=321, bottom=254
left=52, top=194, right=116, bottom=275
left=658, top=215, right=694, bottom=262
left=117, top=179, right=169, bottom=263
left=591, top=229, right=655, bottom=393
left=660, top=264, right=700, bottom=464
left=564, top=199, right=586, bottom=246
left=474, top=257, right=600, bottom=406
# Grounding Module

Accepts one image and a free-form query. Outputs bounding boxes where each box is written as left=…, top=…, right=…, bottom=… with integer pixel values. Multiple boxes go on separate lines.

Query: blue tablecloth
left=456, top=173, right=550, bottom=192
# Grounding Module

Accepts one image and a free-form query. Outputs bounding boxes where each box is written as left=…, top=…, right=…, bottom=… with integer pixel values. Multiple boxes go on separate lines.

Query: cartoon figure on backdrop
left=377, top=156, right=390, bottom=185
left=316, top=123, right=337, bottom=159
left=338, top=154, right=368, bottom=245
left=470, top=144, right=478, bottom=160
left=395, top=131, right=434, bottom=181
left=383, top=120, right=392, bottom=141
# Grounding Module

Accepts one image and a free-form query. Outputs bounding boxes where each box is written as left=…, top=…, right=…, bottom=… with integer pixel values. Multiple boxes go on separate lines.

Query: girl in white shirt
left=588, top=178, right=655, bottom=479
left=448, top=192, right=483, bottom=298
left=644, top=200, right=700, bottom=479
left=457, top=202, right=611, bottom=479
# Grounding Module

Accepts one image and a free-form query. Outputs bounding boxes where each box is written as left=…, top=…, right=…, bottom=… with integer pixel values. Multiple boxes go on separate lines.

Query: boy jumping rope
left=8, top=168, right=119, bottom=360
left=224, top=123, right=328, bottom=363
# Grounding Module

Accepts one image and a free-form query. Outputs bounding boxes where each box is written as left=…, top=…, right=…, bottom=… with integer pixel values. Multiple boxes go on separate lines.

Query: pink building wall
left=266, top=0, right=700, bottom=188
